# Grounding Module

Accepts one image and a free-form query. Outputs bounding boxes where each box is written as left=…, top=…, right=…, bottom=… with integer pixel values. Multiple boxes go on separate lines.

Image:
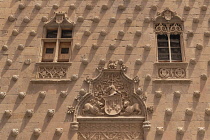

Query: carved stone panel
left=78, top=122, right=144, bottom=140
left=154, top=63, right=188, bottom=80
left=35, top=63, right=71, bottom=79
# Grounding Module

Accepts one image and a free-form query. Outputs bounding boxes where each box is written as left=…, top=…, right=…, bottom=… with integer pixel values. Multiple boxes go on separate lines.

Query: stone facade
left=0, top=0, right=210, bottom=140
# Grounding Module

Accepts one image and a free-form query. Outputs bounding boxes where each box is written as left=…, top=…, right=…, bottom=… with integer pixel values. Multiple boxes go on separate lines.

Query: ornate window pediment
left=45, top=11, right=75, bottom=27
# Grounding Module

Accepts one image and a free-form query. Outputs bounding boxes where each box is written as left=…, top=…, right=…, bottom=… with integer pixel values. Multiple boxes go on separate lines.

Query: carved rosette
left=158, top=68, right=186, bottom=79
left=155, top=63, right=188, bottom=80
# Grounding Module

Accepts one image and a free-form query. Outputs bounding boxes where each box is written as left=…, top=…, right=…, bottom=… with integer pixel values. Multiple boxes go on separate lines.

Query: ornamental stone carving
left=37, top=65, right=68, bottom=79
left=71, top=60, right=148, bottom=140
left=45, top=11, right=75, bottom=26
left=67, top=106, right=75, bottom=114
left=78, top=122, right=144, bottom=140
left=158, top=68, right=186, bottom=79
left=77, top=60, right=147, bottom=117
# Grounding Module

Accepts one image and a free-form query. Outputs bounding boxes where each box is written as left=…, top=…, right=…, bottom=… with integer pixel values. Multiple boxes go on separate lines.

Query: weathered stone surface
left=0, top=1, right=210, bottom=140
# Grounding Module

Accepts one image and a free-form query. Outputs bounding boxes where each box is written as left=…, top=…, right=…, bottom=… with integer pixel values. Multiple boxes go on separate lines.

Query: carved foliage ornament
left=80, top=60, right=146, bottom=117
left=155, top=23, right=183, bottom=34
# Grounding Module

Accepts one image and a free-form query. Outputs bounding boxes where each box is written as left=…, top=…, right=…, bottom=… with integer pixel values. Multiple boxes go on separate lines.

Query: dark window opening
left=61, top=30, right=72, bottom=38
left=46, top=48, right=54, bottom=54
left=157, top=34, right=182, bottom=62
left=61, top=48, right=69, bottom=54
left=46, top=30, right=58, bottom=38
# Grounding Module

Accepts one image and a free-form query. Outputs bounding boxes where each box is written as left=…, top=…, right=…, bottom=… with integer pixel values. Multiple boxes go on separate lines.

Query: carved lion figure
left=83, top=100, right=104, bottom=115
left=121, top=101, right=142, bottom=115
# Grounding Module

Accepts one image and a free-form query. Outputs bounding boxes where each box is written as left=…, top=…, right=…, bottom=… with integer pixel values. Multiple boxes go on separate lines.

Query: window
left=154, top=9, right=184, bottom=62
left=42, top=28, right=72, bottom=62
left=41, top=12, right=74, bottom=63
left=157, top=34, right=182, bottom=62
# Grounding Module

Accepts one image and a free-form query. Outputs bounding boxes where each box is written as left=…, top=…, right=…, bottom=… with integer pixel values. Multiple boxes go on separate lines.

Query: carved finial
left=107, top=60, right=117, bottom=69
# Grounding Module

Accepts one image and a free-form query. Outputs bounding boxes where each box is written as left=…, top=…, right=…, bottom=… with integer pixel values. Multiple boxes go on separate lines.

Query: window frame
left=156, top=33, right=184, bottom=62
left=40, top=25, right=73, bottom=62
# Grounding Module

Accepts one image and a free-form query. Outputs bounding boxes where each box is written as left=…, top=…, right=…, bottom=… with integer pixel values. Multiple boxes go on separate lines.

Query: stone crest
left=78, top=60, right=146, bottom=117
left=103, top=85, right=122, bottom=115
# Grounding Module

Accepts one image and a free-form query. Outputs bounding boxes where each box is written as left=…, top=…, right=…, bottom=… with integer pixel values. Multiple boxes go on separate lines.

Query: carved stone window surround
left=40, top=11, right=75, bottom=63
left=31, top=62, right=72, bottom=83
left=154, top=8, right=185, bottom=63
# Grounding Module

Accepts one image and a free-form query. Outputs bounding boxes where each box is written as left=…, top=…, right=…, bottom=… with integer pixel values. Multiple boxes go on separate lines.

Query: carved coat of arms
left=103, top=85, right=122, bottom=115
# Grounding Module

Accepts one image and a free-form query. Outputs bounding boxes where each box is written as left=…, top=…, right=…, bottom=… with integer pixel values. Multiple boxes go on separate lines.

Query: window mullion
left=54, top=26, right=61, bottom=62
left=167, top=33, right=172, bottom=62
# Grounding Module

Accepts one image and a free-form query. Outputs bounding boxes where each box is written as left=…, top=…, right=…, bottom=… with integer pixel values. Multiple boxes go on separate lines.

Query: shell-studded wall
left=0, top=0, right=210, bottom=139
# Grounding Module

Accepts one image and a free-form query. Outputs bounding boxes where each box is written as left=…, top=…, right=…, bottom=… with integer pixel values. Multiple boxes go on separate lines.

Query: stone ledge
left=154, top=62, right=188, bottom=67
left=30, top=79, right=71, bottom=84
left=36, top=62, right=72, bottom=66
left=77, top=116, right=145, bottom=122
left=153, top=79, right=192, bottom=83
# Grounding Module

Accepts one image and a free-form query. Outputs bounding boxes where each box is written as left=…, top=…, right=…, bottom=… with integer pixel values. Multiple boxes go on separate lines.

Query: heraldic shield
left=103, top=90, right=123, bottom=116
